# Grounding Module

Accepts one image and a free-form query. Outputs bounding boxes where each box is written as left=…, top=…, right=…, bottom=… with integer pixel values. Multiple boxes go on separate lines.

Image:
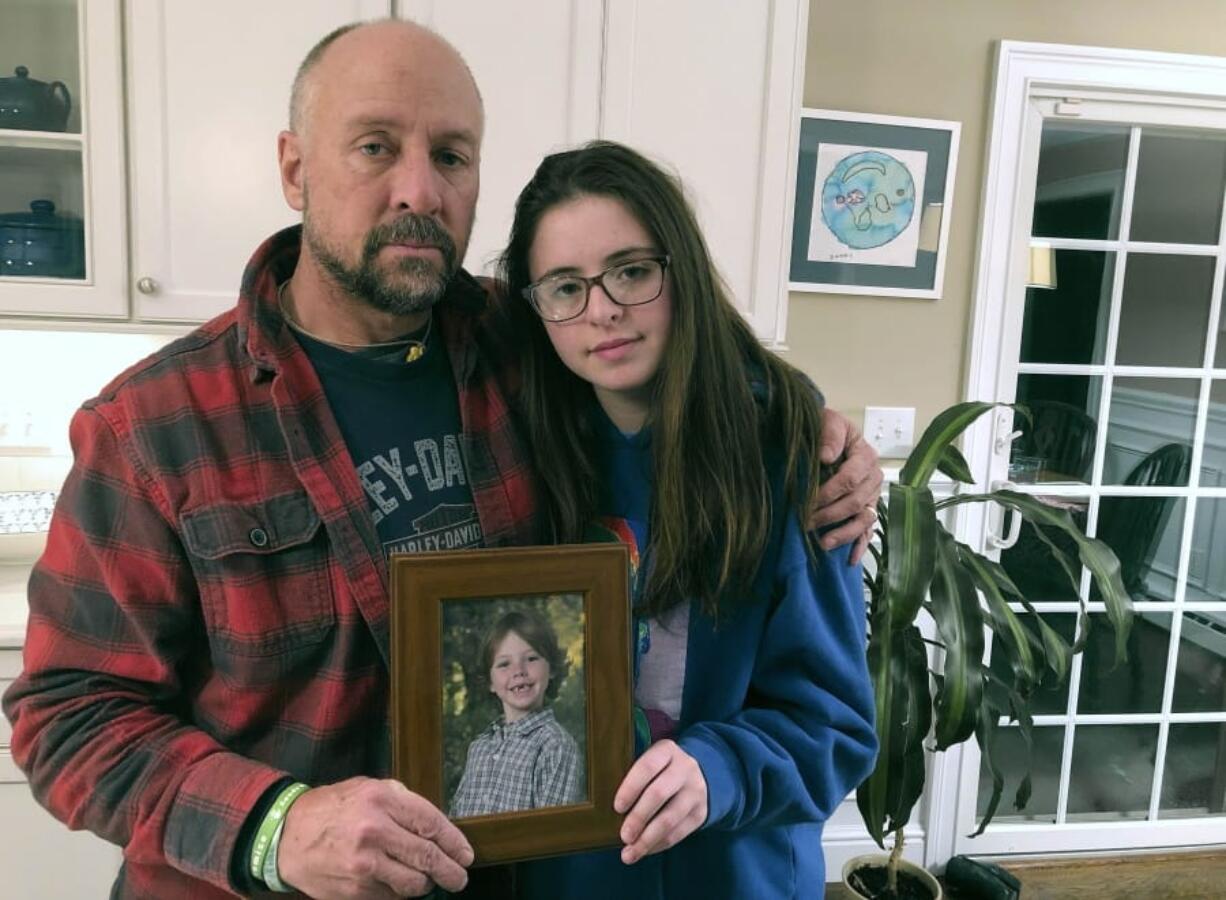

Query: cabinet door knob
left=136, top=276, right=159, bottom=295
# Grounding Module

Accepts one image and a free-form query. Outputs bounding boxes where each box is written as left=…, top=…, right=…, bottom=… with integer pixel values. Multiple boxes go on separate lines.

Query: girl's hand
left=613, top=739, right=708, bottom=864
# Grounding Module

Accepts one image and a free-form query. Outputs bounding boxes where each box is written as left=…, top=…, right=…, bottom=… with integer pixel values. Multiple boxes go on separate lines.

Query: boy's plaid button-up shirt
left=449, top=707, right=583, bottom=818
left=1, top=227, right=540, bottom=899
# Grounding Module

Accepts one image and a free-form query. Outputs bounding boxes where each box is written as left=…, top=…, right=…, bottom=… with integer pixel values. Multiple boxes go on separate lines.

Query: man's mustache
left=364, top=214, right=458, bottom=271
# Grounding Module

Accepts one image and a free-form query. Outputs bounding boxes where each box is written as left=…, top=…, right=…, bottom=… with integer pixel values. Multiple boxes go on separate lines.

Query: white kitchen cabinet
left=0, top=0, right=390, bottom=324
left=407, top=0, right=807, bottom=345
left=1, top=644, right=124, bottom=899
left=599, top=0, right=808, bottom=344
left=0, top=0, right=127, bottom=319
left=2, top=0, right=806, bottom=343
left=399, top=0, right=605, bottom=279
left=125, top=0, right=391, bottom=322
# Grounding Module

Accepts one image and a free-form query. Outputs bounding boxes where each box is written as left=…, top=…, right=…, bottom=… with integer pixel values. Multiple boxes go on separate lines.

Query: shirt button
left=249, top=527, right=269, bottom=548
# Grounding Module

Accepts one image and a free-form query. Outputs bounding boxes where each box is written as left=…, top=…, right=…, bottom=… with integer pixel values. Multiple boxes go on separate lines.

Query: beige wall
left=783, top=0, right=1226, bottom=452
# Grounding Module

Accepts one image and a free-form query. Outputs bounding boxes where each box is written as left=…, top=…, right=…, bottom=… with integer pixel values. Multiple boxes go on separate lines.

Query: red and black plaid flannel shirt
left=2, top=227, right=540, bottom=898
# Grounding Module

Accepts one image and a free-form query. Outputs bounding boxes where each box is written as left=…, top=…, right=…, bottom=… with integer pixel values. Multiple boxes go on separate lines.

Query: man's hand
left=809, top=408, right=883, bottom=565
left=614, top=740, right=707, bottom=865
left=277, top=776, right=473, bottom=899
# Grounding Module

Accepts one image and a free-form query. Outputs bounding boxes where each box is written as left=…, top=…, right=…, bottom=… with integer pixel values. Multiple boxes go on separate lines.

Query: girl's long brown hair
left=500, top=141, right=826, bottom=617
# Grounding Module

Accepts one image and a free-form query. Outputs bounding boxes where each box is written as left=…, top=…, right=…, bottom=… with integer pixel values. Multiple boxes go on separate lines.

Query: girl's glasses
left=523, top=255, right=670, bottom=323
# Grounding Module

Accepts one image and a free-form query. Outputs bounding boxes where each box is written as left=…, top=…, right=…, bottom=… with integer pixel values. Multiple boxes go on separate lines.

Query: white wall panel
left=399, top=0, right=604, bottom=275
left=125, top=0, right=393, bottom=322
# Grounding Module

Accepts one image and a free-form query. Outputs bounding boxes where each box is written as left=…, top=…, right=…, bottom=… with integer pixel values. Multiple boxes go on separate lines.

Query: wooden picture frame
left=389, top=543, right=632, bottom=866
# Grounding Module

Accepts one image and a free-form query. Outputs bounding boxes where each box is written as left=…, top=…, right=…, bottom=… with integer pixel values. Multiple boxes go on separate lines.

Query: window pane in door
left=1020, top=250, right=1114, bottom=365
left=1206, top=381, right=1226, bottom=475
left=1092, top=497, right=1186, bottom=603
left=1031, top=124, right=1129, bottom=241
left=1078, top=613, right=1171, bottom=714
left=1001, top=505, right=1087, bottom=603
left=1013, top=374, right=1102, bottom=485
left=976, top=725, right=1065, bottom=824
left=1186, top=497, right=1226, bottom=604
left=1159, top=723, right=1226, bottom=819
left=1130, top=128, right=1226, bottom=245
left=1116, top=254, right=1216, bottom=368
left=1104, top=377, right=1198, bottom=486
left=1067, top=724, right=1158, bottom=821
left=1172, top=612, right=1226, bottom=713
left=987, top=613, right=1077, bottom=715
left=1217, top=309, right=1226, bottom=369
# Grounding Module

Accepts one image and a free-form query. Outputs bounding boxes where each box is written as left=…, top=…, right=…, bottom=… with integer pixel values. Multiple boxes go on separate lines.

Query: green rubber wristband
left=249, top=782, right=310, bottom=884
left=263, top=814, right=290, bottom=892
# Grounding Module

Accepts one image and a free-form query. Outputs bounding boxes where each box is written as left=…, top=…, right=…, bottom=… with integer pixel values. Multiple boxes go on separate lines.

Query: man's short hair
left=287, top=19, right=483, bottom=136
left=288, top=21, right=363, bottom=133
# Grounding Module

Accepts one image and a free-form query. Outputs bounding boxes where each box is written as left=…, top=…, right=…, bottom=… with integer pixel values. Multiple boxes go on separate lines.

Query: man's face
left=284, top=25, right=482, bottom=315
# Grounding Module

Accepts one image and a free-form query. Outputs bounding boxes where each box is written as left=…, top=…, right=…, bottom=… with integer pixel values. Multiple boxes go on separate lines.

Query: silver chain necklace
left=277, top=280, right=432, bottom=363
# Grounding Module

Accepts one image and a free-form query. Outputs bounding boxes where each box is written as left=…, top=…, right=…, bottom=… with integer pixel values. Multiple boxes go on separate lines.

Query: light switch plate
left=864, top=406, right=916, bottom=459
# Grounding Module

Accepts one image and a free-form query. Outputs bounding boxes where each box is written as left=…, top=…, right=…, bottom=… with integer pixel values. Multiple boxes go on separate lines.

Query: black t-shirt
left=291, top=323, right=484, bottom=556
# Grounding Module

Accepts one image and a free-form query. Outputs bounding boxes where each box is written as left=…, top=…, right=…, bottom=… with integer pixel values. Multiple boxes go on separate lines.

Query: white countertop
left=0, top=562, right=32, bottom=647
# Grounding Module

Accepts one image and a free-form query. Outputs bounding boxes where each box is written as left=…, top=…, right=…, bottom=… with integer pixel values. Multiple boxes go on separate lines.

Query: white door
left=952, top=43, right=1226, bottom=861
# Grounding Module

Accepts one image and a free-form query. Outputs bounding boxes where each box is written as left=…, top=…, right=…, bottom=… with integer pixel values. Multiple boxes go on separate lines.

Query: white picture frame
left=787, top=108, right=961, bottom=299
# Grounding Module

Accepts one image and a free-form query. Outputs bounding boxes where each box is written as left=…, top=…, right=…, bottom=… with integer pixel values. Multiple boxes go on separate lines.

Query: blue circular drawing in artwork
left=820, top=150, right=916, bottom=250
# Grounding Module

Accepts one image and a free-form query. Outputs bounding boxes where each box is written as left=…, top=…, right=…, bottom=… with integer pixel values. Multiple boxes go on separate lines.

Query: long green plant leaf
left=1025, top=522, right=1092, bottom=654
left=972, top=670, right=1040, bottom=836
left=943, top=490, right=1133, bottom=663
left=937, top=444, right=975, bottom=484
left=857, top=623, right=931, bottom=846
left=930, top=528, right=985, bottom=749
left=885, top=483, right=937, bottom=629
left=972, top=701, right=1005, bottom=836
left=957, top=542, right=1039, bottom=698
left=1011, top=689, right=1035, bottom=812
left=975, top=555, right=1072, bottom=682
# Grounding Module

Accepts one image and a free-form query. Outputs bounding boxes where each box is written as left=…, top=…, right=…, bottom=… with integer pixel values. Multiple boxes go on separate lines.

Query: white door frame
left=933, top=40, right=1226, bottom=867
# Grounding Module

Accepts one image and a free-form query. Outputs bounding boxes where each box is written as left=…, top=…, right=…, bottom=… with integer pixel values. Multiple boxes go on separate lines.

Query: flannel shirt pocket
left=181, top=490, right=336, bottom=673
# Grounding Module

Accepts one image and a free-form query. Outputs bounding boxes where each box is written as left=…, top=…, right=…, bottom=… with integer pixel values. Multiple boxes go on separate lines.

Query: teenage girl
left=498, top=141, right=879, bottom=899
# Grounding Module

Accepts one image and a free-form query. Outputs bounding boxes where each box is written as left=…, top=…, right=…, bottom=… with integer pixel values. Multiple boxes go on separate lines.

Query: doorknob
left=986, top=479, right=1023, bottom=550
left=994, top=409, right=1023, bottom=453
left=136, top=276, right=159, bottom=295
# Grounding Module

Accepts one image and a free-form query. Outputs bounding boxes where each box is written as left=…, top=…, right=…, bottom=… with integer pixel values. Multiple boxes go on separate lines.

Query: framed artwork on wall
left=389, top=543, right=632, bottom=865
left=787, top=108, right=961, bottom=299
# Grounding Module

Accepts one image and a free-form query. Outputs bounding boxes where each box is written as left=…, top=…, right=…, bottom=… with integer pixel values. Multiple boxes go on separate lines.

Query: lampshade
left=1027, top=242, right=1058, bottom=289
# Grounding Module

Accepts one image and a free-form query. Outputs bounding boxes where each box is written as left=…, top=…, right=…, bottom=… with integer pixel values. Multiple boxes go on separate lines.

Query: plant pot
left=843, top=853, right=943, bottom=900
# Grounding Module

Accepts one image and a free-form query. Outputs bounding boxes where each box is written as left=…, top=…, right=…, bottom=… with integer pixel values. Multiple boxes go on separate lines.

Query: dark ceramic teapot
left=0, top=66, right=72, bottom=132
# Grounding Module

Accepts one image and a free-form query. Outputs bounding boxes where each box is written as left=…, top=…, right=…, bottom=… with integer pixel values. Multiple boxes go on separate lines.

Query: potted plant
left=843, top=402, right=1133, bottom=900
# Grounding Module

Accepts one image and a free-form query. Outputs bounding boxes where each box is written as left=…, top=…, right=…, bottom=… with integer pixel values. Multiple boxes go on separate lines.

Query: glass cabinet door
left=0, top=0, right=83, bottom=280
left=0, top=0, right=126, bottom=317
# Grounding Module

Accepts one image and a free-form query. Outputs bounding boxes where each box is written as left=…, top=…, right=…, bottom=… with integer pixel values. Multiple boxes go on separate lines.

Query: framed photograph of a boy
left=389, top=543, right=632, bottom=865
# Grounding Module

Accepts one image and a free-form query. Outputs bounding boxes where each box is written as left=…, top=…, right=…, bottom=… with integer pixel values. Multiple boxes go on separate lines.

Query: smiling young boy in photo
left=449, top=608, right=584, bottom=819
